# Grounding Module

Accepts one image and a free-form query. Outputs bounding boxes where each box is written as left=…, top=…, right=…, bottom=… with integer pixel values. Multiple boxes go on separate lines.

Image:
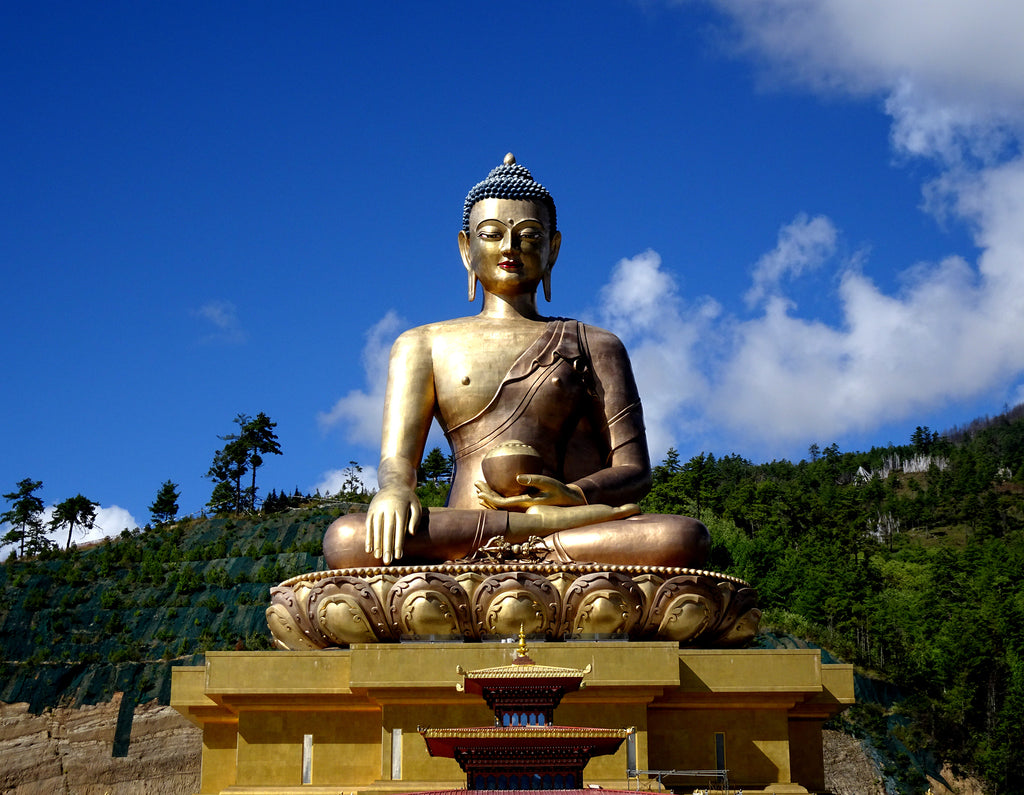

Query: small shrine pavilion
left=419, top=631, right=632, bottom=790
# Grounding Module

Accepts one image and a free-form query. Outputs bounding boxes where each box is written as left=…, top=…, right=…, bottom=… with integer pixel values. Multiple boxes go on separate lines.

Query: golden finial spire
left=504, top=152, right=516, bottom=165
left=515, top=624, right=530, bottom=661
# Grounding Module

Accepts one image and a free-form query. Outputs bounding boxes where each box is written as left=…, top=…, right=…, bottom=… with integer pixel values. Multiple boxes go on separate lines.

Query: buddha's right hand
left=365, top=487, right=421, bottom=565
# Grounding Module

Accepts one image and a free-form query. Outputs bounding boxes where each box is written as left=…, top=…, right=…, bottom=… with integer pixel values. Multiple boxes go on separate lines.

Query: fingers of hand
left=367, top=503, right=413, bottom=564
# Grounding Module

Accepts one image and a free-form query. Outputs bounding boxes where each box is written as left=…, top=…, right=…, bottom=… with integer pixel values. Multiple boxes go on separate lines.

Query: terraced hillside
left=0, top=504, right=358, bottom=713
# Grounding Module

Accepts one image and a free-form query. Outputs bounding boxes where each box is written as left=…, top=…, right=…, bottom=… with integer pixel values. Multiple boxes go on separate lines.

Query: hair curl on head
left=462, top=153, right=557, bottom=233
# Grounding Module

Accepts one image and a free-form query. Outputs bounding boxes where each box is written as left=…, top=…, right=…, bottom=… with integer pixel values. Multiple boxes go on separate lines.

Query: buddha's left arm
left=569, top=326, right=653, bottom=506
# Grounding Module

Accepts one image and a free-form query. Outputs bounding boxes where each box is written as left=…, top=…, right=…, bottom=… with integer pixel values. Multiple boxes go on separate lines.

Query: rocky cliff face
left=822, top=730, right=984, bottom=795
left=0, top=695, right=199, bottom=795
left=823, top=729, right=887, bottom=795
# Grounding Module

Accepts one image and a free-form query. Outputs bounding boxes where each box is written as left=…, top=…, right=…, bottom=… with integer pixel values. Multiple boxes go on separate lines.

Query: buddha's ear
left=548, top=230, right=561, bottom=268
left=458, top=229, right=472, bottom=271
left=543, top=231, right=561, bottom=303
left=459, top=230, right=478, bottom=301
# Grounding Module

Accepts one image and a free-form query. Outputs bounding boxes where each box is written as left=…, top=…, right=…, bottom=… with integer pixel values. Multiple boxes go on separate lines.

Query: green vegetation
left=419, top=446, right=453, bottom=484
left=642, top=410, right=1024, bottom=793
left=0, top=502, right=354, bottom=711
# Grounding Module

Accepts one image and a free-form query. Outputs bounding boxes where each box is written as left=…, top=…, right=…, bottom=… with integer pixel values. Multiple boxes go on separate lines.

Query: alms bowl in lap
left=266, top=561, right=761, bottom=649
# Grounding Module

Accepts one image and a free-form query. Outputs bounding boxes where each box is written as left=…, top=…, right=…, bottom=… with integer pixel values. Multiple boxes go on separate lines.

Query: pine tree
left=1, top=478, right=46, bottom=558
left=149, top=480, right=180, bottom=524
left=206, top=416, right=251, bottom=514
left=240, top=412, right=282, bottom=511
left=50, top=494, right=98, bottom=549
left=421, top=446, right=452, bottom=483
left=206, top=412, right=283, bottom=513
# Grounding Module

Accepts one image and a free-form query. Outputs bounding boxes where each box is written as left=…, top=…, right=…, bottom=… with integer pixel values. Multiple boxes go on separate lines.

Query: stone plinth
left=171, top=643, right=854, bottom=794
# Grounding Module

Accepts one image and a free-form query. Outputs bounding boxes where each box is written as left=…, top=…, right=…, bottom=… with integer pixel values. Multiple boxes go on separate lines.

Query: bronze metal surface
left=324, top=154, right=712, bottom=572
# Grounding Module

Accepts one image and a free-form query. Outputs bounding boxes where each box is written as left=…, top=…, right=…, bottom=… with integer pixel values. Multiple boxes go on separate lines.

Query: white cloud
left=745, top=214, right=837, bottom=308
left=598, top=195, right=1024, bottom=449
left=712, top=248, right=1001, bottom=443
left=706, top=0, right=1024, bottom=110
left=318, top=310, right=405, bottom=447
left=607, top=0, right=1024, bottom=452
left=195, top=300, right=245, bottom=344
left=314, top=465, right=379, bottom=497
left=1, top=504, right=138, bottom=559
left=595, top=250, right=716, bottom=458
left=89, top=506, right=139, bottom=540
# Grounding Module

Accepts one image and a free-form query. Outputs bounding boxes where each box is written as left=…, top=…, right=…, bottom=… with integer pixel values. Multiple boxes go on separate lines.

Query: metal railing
left=626, top=768, right=731, bottom=794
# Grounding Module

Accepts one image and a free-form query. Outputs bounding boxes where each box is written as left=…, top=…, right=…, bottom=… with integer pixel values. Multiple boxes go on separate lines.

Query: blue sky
left=4, top=1, right=1024, bottom=548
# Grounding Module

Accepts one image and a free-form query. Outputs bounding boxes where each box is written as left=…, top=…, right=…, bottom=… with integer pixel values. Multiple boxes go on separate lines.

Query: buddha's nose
left=502, top=232, right=519, bottom=253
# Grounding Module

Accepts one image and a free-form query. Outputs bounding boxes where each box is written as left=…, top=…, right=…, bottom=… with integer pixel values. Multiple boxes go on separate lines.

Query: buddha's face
left=459, top=198, right=561, bottom=298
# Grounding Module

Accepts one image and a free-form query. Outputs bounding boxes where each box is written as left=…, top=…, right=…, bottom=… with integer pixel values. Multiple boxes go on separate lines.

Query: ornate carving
left=562, top=572, right=644, bottom=637
left=309, top=576, right=396, bottom=645
left=267, top=563, right=759, bottom=649
left=267, top=584, right=320, bottom=650
left=388, top=572, right=474, bottom=640
left=643, top=575, right=722, bottom=642
left=473, top=571, right=561, bottom=639
left=462, top=535, right=553, bottom=564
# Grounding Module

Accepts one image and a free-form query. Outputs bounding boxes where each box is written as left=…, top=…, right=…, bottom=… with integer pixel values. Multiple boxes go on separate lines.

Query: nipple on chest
left=461, top=375, right=471, bottom=386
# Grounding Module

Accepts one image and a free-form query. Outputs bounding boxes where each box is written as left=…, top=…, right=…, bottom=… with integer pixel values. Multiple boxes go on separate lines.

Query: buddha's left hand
left=474, top=474, right=587, bottom=511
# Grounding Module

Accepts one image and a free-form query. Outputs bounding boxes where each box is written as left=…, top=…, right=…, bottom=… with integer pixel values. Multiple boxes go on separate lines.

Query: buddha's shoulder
left=576, top=321, right=628, bottom=353
left=395, top=315, right=483, bottom=339
left=391, top=316, right=492, bottom=351
left=396, top=315, right=556, bottom=340
left=393, top=316, right=626, bottom=352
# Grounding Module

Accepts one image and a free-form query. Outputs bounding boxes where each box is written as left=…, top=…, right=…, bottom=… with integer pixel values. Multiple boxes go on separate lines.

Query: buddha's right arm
left=366, top=460, right=421, bottom=564
left=365, top=329, right=436, bottom=563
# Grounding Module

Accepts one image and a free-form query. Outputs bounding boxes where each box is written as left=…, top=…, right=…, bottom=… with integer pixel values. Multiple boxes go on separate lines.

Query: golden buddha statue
left=323, top=154, right=709, bottom=570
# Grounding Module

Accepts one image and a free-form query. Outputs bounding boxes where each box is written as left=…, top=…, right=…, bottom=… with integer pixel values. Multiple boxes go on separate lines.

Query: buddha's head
left=459, top=154, right=561, bottom=303
left=462, top=153, right=557, bottom=234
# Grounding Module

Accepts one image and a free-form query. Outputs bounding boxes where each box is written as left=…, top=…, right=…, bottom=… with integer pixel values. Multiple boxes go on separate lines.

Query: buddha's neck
left=479, top=291, right=543, bottom=321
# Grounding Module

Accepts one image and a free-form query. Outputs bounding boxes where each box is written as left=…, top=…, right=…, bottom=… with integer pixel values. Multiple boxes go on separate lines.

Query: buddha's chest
left=432, top=325, right=580, bottom=428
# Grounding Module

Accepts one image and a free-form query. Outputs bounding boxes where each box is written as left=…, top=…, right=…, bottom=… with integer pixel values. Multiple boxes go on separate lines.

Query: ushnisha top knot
left=462, top=153, right=557, bottom=233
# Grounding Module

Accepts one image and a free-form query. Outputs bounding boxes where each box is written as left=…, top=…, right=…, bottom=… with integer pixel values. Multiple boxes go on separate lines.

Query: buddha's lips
left=499, top=260, right=521, bottom=270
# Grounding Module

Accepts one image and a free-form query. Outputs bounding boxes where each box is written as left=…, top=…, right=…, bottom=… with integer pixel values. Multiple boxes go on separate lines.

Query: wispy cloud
left=195, top=300, right=246, bottom=344
left=703, top=0, right=1024, bottom=111
left=745, top=214, right=837, bottom=308
left=314, top=465, right=379, bottom=496
left=318, top=310, right=406, bottom=447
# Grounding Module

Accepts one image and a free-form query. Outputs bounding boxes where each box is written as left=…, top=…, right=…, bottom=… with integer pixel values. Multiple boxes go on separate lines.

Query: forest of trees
left=641, top=416, right=1024, bottom=792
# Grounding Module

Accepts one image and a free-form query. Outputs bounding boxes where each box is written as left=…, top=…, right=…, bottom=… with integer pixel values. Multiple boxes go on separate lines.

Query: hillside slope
left=0, top=504, right=355, bottom=712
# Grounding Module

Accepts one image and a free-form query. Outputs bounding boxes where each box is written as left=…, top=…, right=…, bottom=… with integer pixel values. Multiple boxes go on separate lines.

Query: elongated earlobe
left=542, top=273, right=552, bottom=302
left=468, top=271, right=478, bottom=302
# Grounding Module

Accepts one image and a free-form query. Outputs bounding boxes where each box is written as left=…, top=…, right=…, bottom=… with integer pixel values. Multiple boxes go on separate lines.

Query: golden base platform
left=171, top=641, right=853, bottom=794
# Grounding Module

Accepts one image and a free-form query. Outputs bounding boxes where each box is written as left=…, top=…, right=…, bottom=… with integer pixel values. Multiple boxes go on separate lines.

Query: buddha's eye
left=477, top=226, right=504, bottom=240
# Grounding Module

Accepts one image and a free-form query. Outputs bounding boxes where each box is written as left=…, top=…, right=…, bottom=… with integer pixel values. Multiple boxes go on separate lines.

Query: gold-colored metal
left=268, top=564, right=762, bottom=648
left=516, top=625, right=529, bottom=658
left=323, top=157, right=710, bottom=570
